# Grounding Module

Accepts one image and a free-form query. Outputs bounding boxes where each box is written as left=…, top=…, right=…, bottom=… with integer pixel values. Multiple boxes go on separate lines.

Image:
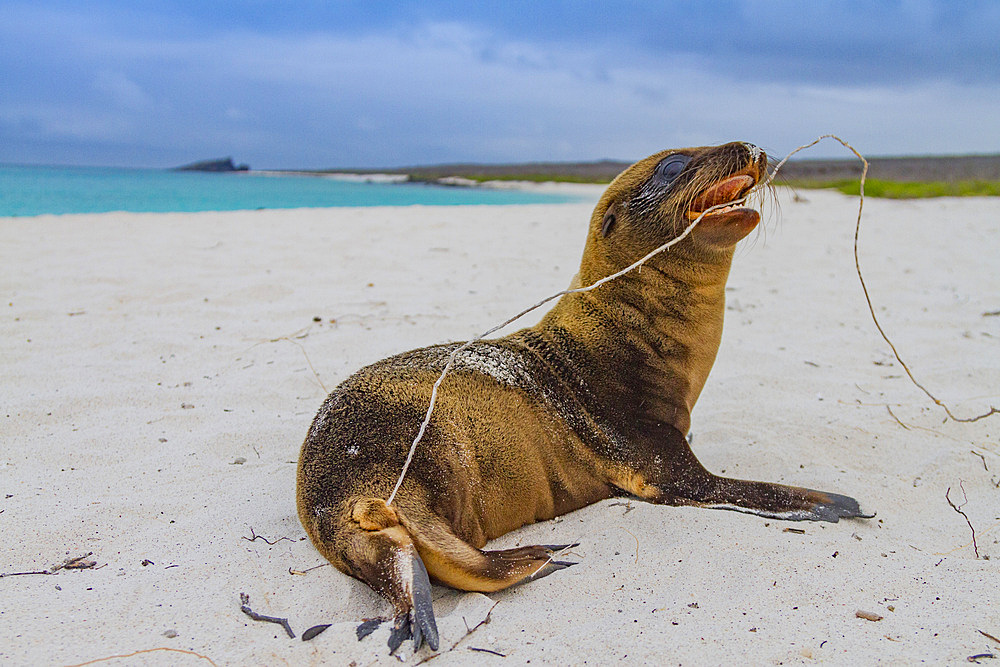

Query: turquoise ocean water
left=0, top=165, right=580, bottom=217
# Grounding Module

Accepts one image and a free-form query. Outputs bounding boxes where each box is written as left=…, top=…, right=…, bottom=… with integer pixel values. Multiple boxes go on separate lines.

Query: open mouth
left=685, top=174, right=758, bottom=221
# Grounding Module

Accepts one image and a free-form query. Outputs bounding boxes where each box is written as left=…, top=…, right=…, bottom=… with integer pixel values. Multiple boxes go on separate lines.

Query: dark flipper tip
left=385, top=549, right=439, bottom=655
left=808, top=490, right=875, bottom=523
left=356, top=618, right=383, bottom=641
left=540, top=542, right=580, bottom=551
left=410, top=552, right=440, bottom=651
left=530, top=557, right=578, bottom=582
left=411, top=611, right=423, bottom=653
left=387, top=617, right=411, bottom=655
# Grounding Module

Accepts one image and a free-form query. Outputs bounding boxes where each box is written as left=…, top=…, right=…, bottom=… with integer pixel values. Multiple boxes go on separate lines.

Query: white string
left=386, top=136, right=851, bottom=506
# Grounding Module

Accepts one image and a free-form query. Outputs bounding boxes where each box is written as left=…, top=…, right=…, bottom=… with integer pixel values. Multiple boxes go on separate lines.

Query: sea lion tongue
left=690, top=175, right=755, bottom=213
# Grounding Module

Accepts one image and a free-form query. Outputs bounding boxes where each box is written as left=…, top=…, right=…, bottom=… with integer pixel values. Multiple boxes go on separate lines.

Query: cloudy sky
left=2, top=1, right=999, bottom=169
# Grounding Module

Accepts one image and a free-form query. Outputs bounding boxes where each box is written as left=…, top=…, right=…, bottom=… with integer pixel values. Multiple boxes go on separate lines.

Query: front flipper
left=695, top=479, right=874, bottom=523
left=629, top=422, right=874, bottom=522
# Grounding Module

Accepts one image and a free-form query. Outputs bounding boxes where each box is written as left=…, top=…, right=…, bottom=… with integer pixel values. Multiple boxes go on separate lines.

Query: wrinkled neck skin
left=534, top=232, right=735, bottom=437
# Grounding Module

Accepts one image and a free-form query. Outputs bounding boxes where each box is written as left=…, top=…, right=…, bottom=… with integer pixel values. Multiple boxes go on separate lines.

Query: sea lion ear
left=601, top=206, right=617, bottom=237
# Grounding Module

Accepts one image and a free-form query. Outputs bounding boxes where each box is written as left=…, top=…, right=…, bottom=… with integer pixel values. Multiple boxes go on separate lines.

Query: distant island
left=175, top=157, right=249, bottom=172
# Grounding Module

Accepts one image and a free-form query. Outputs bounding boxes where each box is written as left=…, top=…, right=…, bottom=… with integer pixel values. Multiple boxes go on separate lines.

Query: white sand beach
left=2, top=188, right=999, bottom=665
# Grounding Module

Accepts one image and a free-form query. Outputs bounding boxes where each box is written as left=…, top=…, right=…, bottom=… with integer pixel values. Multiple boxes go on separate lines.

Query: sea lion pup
left=296, top=141, right=871, bottom=653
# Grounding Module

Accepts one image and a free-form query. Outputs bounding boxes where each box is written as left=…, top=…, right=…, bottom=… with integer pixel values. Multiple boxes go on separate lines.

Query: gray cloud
left=1, top=2, right=999, bottom=167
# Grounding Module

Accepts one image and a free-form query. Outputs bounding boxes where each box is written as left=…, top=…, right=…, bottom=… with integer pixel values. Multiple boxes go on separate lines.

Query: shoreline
left=255, top=167, right=610, bottom=196
left=0, top=168, right=600, bottom=219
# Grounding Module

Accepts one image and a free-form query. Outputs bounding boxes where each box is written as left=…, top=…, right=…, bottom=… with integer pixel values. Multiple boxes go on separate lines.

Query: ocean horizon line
left=0, top=163, right=591, bottom=218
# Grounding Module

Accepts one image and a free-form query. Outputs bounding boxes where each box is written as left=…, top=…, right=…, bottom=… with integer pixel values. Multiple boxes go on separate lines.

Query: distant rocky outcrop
left=175, top=157, right=249, bottom=172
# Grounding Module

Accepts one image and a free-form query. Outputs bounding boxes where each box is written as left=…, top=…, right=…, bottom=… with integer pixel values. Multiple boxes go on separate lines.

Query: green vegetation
left=784, top=178, right=1000, bottom=198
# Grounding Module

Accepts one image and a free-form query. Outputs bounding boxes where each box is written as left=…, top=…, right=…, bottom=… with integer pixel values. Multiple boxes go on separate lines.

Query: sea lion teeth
left=297, top=141, right=871, bottom=655
left=690, top=174, right=756, bottom=213
left=684, top=199, right=755, bottom=222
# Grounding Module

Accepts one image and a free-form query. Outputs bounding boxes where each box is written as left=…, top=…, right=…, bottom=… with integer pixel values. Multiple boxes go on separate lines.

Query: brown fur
left=296, top=142, right=869, bottom=653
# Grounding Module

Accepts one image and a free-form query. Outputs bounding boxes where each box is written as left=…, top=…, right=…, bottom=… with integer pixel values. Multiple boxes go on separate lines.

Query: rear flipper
left=353, top=540, right=576, bottom=651
left=346, top=527, right=439, bottom=654
left=336, top=499, right=577, bottom=655
left=314, top=498, right=439, bottom=654
left=353, top=558, right=435, bottom=653
left=402, top=511, right=580, bottom=593
left=387, top=547, right=437, bottom=654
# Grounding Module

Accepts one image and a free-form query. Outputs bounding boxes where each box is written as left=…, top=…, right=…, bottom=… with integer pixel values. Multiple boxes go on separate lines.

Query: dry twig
left=886, top=405, right=911, bottom=430
left=240, top=592, right=295, bottom=639
left=289, top=562, right=330, bottom=576
left=609, top=500, right=636, bottom=514
left=416, top=602, right=500, bottom=664
left=945, top=482, right=980, bottom=558
left=242, top=526, right=294, bottom=546
left=247, top=324, right=327, bottom=392
left=620, top=527, right=641, bottom=564
left=65, top=648, right=218, bottom=667
left=0, top=552, right=94, bottom=578
left=979, top=629, right=1000, bottom=645
left=272, top=335, right=327, bottom=393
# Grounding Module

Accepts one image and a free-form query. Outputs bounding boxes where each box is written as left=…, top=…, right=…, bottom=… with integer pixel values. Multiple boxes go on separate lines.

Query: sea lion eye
left=655, top=155, right=690, bottom=182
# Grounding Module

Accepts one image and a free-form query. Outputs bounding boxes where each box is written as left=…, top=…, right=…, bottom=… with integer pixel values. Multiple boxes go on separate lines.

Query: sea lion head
left=587, top=142, right=768, bottom=273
